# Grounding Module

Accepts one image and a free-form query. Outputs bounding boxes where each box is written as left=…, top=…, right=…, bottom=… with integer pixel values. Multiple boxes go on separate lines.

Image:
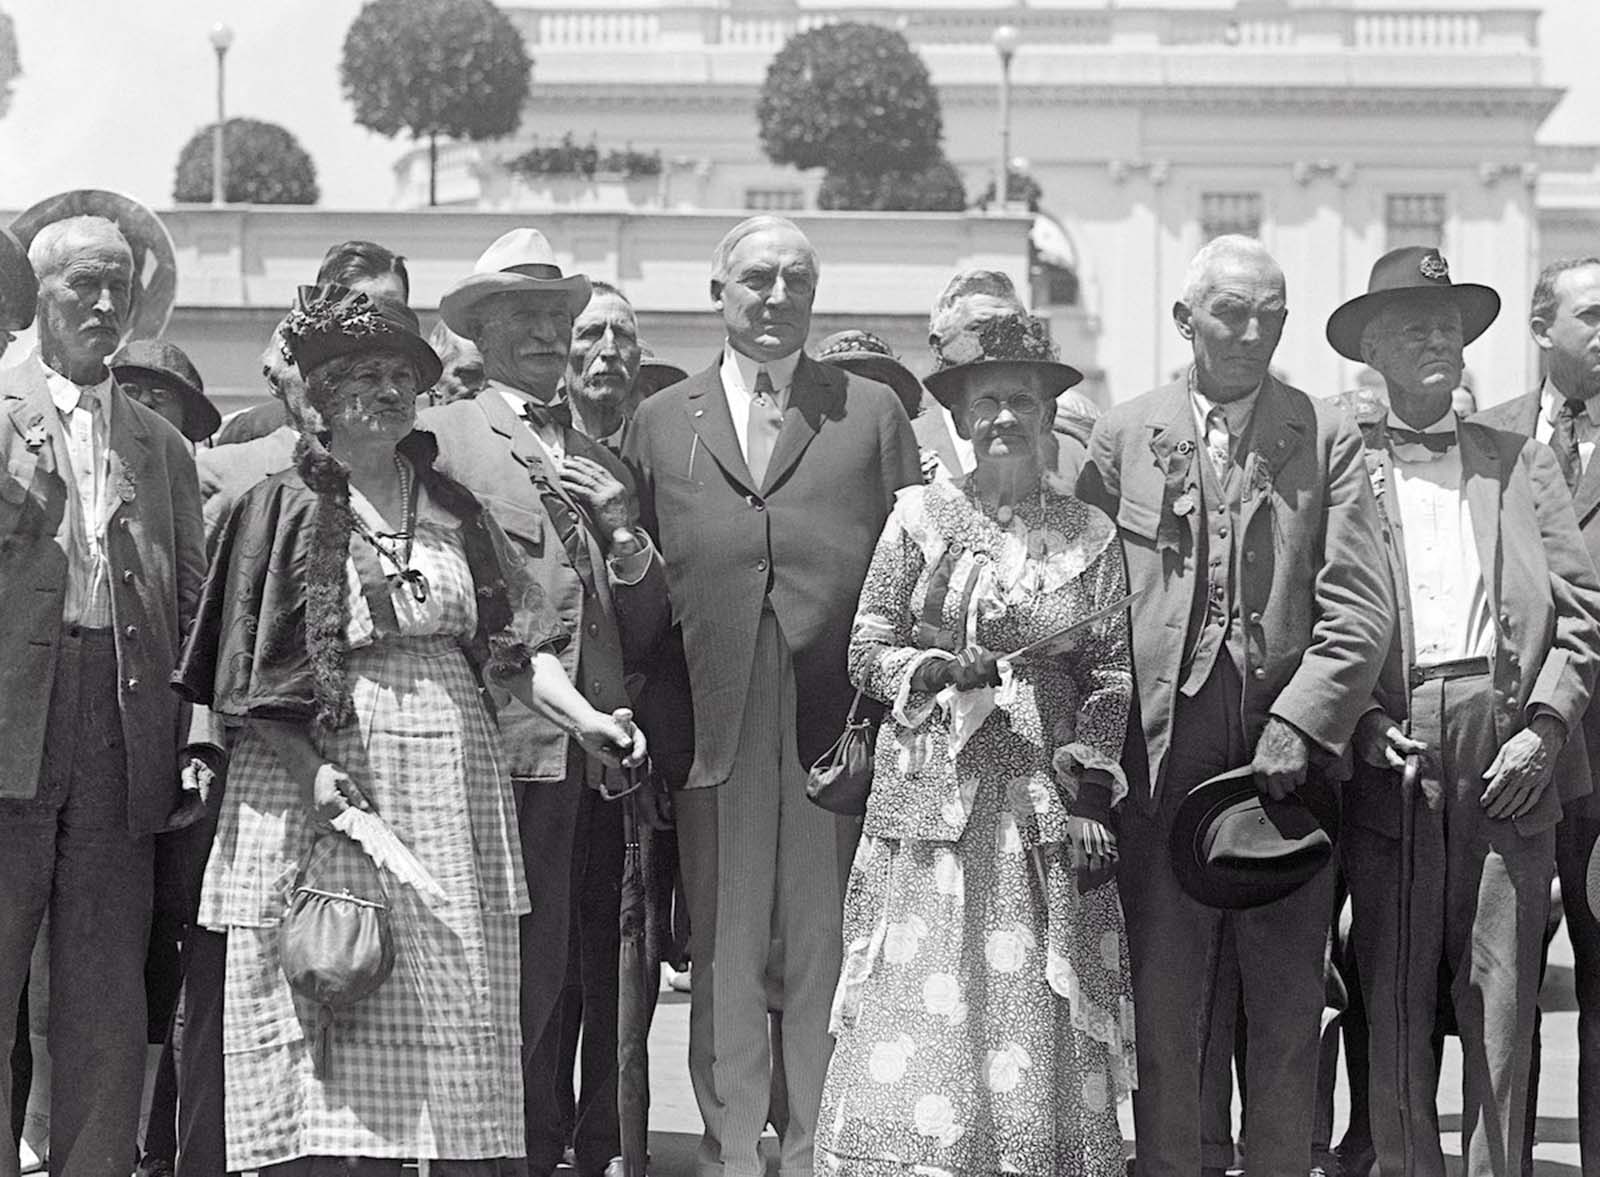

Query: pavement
left=638, top=926, right=1587, bottom=1176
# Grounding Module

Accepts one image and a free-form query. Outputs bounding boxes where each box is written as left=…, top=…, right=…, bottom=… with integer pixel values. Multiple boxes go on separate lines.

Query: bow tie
left=520, top=398, right=572, bottom=432
left=1387, top=425, right=1456, bottom=454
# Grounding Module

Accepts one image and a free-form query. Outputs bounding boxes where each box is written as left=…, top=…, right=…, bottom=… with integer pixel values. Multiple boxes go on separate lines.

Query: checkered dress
left=198, top=497, right=530, bottom=1170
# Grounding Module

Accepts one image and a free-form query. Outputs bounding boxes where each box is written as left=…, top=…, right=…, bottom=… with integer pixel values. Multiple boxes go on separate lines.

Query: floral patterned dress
left=816, top=478, right=1138, bottom=1177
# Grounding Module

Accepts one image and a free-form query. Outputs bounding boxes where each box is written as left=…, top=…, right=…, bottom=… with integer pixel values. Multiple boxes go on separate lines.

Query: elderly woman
left=175, top=284, right=644, bottom=1176
left=816, top=314, right=1137, bottom=1177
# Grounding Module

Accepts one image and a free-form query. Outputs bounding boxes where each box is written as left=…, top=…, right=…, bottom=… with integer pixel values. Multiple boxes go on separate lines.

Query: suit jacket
left=420, top=389, right=669, bottom=782
left=1456, top=389, right=1600, bottom=823
left=0, top=359, right=206, bottom=833
left=195, top=423, right=297, bottom=549
left=624, top=353, right=921, bottom=789
left=1076, top=374, right=1395, bottom=806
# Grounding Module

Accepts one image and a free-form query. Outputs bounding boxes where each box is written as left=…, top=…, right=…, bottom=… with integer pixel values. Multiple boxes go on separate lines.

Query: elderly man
left=0, top=215, right=212, bottom=1177
left=421, top=227, right=668, bottom=1177
left=1473, top=256, right=1600, bottom=1174
left=567, top=279, right=643, bottom=450
left=1329, top=247, right=1600, bottom=1177
left=624, top=215, right=919, bottom=1177
left=1076, top=235, right=1394, bottom=1177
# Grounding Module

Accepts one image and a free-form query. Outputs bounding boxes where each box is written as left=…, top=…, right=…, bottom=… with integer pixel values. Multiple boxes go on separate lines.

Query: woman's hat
left=10, top=189, right=178, bottom=341
left=815, top=329, right=927, bottom=419
left=635, top=345, right=688, bottom=400
left=111, top=339, right=222, bottom=442
left=1326, top=247, right=1501, bottom=363
left=1168, top=765, right=1339, bottom=910
left=281, top=284, right=443, bottom=390
left=0, top=226, right=36, bottom=332
left=922, top=313, right=1083, bottom=411
left=439, top=228, right=592, bottom=338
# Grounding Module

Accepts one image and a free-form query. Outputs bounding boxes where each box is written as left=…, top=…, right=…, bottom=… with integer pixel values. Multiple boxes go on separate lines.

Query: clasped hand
left=1067, top=814, right=1118, bottom=875
left=560, top=455, right=636, bottom=537
left=912, top=645, right=1002, bottom=694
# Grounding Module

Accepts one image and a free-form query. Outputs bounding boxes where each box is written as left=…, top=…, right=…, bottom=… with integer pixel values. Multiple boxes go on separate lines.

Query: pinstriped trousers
left=676, top=608, right=857, bottom=1177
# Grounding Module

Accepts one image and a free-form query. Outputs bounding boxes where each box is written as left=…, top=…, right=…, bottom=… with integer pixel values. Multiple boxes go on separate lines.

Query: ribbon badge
left=1156, top=440, right=1197, bottom=557
left=117, top=465, right=137, bottom=504
left=22, top=414, right=46, bottom=454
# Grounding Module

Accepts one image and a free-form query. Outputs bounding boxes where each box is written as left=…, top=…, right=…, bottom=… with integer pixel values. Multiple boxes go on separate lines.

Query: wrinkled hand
left=561, top=455, right=636, bottom=536
left=1354, top=709, right=1429, bottom=771
left=180, top=747, right=225, bottom=807
left=307, top=762, right=371, bottom=830
left=1252, top=716, right=1310, bottom=800
left=1481, top=713, right=1565, bottom=820
left=1067, top=815, right=1118, bottom=875
left=576, top=706, right=649, bottom=769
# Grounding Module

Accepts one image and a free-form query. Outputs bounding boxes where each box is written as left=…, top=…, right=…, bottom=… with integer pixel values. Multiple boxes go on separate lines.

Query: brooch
left=22, top=415, right=46, bottom=453
left=1176, top=440, right=1195, bottom=457
left=1172, top=492, right=1196, bottom=517
left=116, top=466, right=137, bottom=504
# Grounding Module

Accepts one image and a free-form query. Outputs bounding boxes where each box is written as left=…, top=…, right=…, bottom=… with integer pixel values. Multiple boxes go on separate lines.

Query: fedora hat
left=0, top=226, right=36, bottom=333
left=1169, top=765, right=1339, bottom=910
left=1326, top=246, right=1500, bottom=363
left=923, top=312, right=1082, bottom=411
left=635, top=345, right=687, bottom=400
left=439, top=228, right=592, bottom=337
left=111, top=339, right=222, bottom=443
left=11, top=189, right=178, bottom=342
left=816, top=329, right=927, bottom=420
left=282, top=284, right=443, bottom=395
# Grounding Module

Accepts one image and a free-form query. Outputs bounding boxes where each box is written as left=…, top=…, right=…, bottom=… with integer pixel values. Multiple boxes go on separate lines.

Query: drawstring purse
left=278, top=833, right=396, bottom=1078
left=806, top=686, right=875, bottom=816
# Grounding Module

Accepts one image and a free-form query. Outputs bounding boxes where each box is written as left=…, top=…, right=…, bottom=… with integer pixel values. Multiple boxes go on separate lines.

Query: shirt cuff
left=607, top=531, right=657, bottom=587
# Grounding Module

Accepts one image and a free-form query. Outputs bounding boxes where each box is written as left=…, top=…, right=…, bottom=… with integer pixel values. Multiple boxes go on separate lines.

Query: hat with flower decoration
left=923, top=312, right=1083, bottom=410
left=281, top=284, right=443, bottom=390
left=1326, top=246, right=1500, bottom=363
left=815, top=328, right=927, bottom=419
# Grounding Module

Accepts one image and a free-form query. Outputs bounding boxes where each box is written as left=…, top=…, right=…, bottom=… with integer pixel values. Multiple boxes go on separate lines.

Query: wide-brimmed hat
left=282, top=284, right=443, bottom=391
left=1168, top=765, right=1340, bottom=910
left=10, top=189, right=178, bottom=341
left=816, top=329, right=926, bottom=419
left=635, top=345, right=688, bottom=400
left=923, top=312, right=1083, bottom=411
left=0, top=226, right=36, bottom=332
left=111, top=339, right=221, bottom=442
left=1326, top=247, right=1500, bottom=363
left=439, top=228, right=592, bottom=337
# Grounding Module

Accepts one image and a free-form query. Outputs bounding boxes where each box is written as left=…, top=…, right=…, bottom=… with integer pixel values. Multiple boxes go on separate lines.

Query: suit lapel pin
left=1172, top=491, right=1196, bottom=517
left=117, top=466, right=137, bottom=503
left=1176, top=440, right=1195, bottom=457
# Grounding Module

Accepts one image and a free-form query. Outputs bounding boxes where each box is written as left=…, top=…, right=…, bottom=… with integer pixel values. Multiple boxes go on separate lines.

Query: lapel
left=1239, top=377, right=1310, bottom=538
left=761, top=355, right=832, bottom=494
left=1458, top=421, right=1505, bottom=616
left=4, top=361, right=60, bottom=486
left=683, top=364, right=756, bottom=495
left=479, top=384, right=558, bottom=496
left=101, top=381, right=150, bottom=532
left=1143, top=378, right=1200, bottom=550
left=1365, top=438, right=1416, bottom=671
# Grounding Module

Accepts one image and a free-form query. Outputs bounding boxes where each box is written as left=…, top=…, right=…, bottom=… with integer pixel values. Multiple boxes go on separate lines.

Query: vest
left=1181, top=424, right=1252, bottom=696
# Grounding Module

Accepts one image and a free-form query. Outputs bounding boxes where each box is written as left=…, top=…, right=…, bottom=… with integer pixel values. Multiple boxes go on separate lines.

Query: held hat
left=281, top=284, right=443, bottom=392
left=923, top=312, right=1083, bottom=411
left=816, top=329, right=927, bottom=419
left=111, top=339, right=222, bottom=442
left=1326, top=246, right=1500, bottom=363
left=439, top=228, right=592, bottom=337
left=0, top=226, right=37, bottom=332
left=1588, top=829, right=1600, bottom=925
left=635, top=345, right=688, bottom=400
left=1168, top=765, right=1340, bottom=910
left=11, top=189, right=178, bottom=341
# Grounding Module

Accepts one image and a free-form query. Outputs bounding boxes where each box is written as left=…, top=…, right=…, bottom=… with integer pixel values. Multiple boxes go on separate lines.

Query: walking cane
left=1394, top=751, right=1423, bottom=1177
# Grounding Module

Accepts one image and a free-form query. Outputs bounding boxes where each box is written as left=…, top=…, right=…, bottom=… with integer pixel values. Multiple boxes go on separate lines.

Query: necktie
left=746, top=369, right=784, bottom=487
left=1387, top=425, right=1456, bottom=455
left=521, top=397, right=573, bottom=432
left=74, top=387, right=100, bottom=414
left=1204, top=406, right=1231, bottom=478
left=1553, top=397, right=1586, bottom=493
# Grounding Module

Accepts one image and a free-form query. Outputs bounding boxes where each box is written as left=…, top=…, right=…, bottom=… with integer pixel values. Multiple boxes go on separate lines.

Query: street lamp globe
left=992, top=24, right=1020, bottom=60
left=209, top=22, right=234, bottom=53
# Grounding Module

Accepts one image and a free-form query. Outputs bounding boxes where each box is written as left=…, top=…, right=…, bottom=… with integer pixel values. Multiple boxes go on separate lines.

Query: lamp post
left=992, top=24, right=1020, bottom=210
left=209, top=23, right=234, bottom=206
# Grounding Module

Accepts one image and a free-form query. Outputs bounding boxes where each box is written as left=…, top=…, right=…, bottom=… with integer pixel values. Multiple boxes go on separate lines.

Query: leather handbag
left=806, top=686, right=875, bottom=816
left=278, top=833, right=396, bottom=1078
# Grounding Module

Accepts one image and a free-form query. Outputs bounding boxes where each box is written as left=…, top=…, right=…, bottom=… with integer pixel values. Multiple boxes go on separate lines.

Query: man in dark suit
left=1330, top=247, right=1600, bottom=1177
left=0, top=214, right=214, bottom=1177
left=1468, top=254, right=1600, bottom=1176
left=420, top=227, right=667, bottom=1177
left=1076, top=235, right=1394, bottom=1177
left=624, top=216, right=920, bottom=1177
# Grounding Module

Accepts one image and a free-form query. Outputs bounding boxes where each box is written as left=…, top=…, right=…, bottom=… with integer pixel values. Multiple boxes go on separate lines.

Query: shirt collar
left=1385, top=407, right=1456, bottom=437
left=1540, top=380, right=1600, bottom=428
left=724, top=346, right=802, bottom=401
left=40, top=354, right=111, bottom=415
left=1188, top=368, right=1261, bottom=433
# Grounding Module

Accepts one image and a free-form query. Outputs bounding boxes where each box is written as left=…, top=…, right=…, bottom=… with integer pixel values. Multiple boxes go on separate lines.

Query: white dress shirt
left=1386, top=409, right=1494, bottom=664
left=1189, top=375, right=1260, bottom=476
left=720, top=347, right=801, bottom=463
left=1535, top=381, right=1600, bottom=476
left=42, top=359, right=113, bottom=627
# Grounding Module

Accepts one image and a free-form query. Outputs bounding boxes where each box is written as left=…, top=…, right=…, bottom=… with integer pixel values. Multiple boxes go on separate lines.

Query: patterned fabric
left=818, top=478, right=1137, bottom=1176
left=198, top=510, right=528, bottom=1169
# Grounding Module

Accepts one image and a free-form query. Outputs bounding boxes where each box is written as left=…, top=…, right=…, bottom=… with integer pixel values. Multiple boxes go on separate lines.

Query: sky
left=1, top=0, right=1598, bottom=212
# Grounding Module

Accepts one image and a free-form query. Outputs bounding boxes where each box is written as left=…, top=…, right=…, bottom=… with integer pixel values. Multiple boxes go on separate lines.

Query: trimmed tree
left=818, top=157, right=966, bottom=213
left=341, top=0, right=532, bottom=207
left=758, top=22, right=949, bottom=211
left=173, top=118, right=320, bottom=204
left=0, top=7, right=19, bottom=122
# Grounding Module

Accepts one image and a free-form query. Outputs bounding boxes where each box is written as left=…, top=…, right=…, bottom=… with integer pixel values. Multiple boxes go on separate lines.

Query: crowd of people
left=0, top=188, right=1597, bottom=1177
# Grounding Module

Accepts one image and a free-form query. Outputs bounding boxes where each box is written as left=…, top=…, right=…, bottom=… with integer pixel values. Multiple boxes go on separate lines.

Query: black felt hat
left=111, top=339, right=221, bottom=442
left=1168, top=766, right=1339, bottom=910
left=0, top=225, right=35, bottom=333
left=1326, top=247, right=1501, bottom=363
left=282, top=284, right=443, bottom=391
